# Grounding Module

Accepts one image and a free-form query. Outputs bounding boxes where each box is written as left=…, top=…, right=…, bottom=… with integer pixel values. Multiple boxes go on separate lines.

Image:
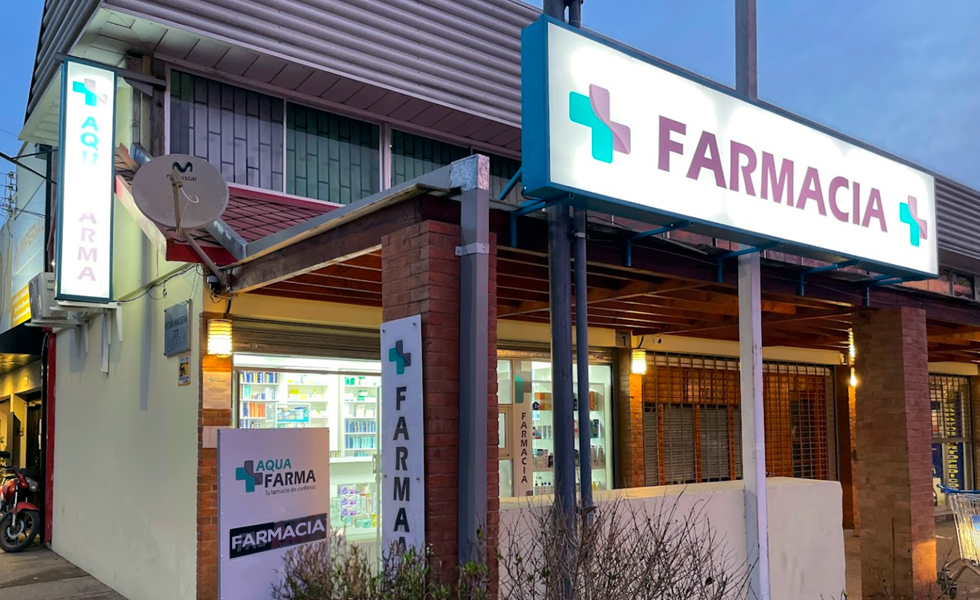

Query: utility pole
left=735, top=1, right=771, bottom=599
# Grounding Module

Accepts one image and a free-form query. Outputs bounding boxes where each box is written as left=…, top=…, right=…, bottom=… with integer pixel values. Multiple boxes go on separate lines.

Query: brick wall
left=381, top=220, right=498, bottom=584
left=615, top=349, right=645, bottom=488
left=196, top=315, right=232, bottom=600
left=853, top=307, right=935, bottom=600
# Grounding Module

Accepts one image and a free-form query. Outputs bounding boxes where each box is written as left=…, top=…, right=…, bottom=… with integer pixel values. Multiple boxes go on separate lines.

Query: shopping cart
left=938, top=486, right=980, bottom=598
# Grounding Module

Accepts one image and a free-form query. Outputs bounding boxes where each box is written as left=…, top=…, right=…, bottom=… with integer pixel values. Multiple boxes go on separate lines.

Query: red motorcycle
left=0, top=451, right=40, bottom=552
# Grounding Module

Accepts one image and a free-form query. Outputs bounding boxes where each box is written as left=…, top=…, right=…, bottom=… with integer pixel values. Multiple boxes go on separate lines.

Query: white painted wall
left=52, top=90, right=203, bottom=600
left=500, top=478, right=846, bottom=600
left=52, top=268, right=201, bottom=600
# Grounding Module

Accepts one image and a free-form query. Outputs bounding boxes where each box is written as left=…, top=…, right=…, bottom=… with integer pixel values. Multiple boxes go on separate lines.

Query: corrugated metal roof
left=28, top=0, right=100, bottom=116
left=102, top=0, right=536, bottom=127
left=936, top=178, right=980, bottom=264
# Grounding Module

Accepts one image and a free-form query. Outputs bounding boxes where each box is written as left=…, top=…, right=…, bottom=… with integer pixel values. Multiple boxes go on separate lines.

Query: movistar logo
left=173, top=161, right=193, bottom=173
left=569, top=84, right=631, bottom=163
left=388, top=340, right=412, bottom=375
left=899, top=196, right=928, bottom=247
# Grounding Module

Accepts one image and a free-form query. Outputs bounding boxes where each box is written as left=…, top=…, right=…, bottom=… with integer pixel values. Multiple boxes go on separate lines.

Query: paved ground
left=845, top=520, right=980, bottom=599
left=0, top=544, right=125, bottom=600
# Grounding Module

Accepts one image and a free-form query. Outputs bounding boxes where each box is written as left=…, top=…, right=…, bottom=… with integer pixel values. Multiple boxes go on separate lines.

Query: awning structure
left=110, top=149, right=980, bottom=363
left=0, top=324, right=45, bottom=376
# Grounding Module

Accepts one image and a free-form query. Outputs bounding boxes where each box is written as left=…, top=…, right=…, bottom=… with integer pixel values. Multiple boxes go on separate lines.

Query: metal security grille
left=931, top=374, right=973, bottom=495
left=642, top=353, right=835, bottom=486
left=763, top=362, right=834, bottom=480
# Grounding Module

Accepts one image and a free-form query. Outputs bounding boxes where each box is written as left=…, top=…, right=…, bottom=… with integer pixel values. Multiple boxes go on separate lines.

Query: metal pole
left=574, top=220, right=592, bottom=511
left=548, top=202, right=576, bottom=595
left=457, top=161, right=490, bottom=565
left=567, top=0, right=582, bottom=28
left=544, top=0, right=565, bottom=21
left=736, top=1, right=770, bottom=599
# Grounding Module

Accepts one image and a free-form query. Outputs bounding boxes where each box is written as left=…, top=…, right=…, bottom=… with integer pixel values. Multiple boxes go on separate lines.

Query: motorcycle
left=0, top=451, right=40, bottom=552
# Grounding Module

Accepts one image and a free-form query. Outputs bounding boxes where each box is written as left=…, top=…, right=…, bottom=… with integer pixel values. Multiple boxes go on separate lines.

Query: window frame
left=164, top=63, right=521, bottom=205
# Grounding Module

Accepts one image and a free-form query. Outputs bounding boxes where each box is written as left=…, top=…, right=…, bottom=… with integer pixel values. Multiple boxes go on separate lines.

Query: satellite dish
left=132, top=154, right=229, bottom=230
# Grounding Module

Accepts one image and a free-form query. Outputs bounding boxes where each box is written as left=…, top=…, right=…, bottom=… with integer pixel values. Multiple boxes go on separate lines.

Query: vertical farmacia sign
left=381, top=315, right=425, bottom=552
left=57, top=59, right=116, bottom=301
left=522, top=17, right=937, bottom=277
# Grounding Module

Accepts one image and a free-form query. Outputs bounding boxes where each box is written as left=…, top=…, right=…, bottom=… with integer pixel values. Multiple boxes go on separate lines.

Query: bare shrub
left=271, top=531, right=488, bottom=600
left=498, top=496, right=750, bottom=600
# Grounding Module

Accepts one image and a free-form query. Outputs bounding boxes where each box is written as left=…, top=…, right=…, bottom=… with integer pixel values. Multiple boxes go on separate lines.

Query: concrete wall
left=51, top=83, right=203, bottom=600
left=52, top=266, right=202, bottom=600
left=500, top=478, right=847, bottom=600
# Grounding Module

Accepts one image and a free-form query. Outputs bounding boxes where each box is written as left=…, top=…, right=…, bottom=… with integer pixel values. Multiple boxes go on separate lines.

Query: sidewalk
left=0, top=545, right=125, bottom=600
left=845, top=520, right=980, bottom=599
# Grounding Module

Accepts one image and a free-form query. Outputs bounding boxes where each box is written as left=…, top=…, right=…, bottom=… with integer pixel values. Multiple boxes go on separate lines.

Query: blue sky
left=0, top=1, right=42, bottom=160
left=3, top=1, right=980, bottom=188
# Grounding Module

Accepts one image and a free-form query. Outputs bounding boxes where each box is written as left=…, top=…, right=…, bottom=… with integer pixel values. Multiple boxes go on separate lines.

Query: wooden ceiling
left=235, top=194, right=980, bottom=363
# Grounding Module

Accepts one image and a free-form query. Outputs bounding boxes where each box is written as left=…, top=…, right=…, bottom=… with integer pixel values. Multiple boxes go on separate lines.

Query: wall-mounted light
left=631, top=349, right=647, bottom=375
left=207, top=319, right=233, bottom=357
left=848, top=329, right=856, bottom=362
left=849, top=367, right=858, bottom=388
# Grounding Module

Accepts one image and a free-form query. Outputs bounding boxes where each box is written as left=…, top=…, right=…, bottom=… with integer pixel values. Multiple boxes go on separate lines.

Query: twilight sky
left=3, top=1, right=979, bottom=189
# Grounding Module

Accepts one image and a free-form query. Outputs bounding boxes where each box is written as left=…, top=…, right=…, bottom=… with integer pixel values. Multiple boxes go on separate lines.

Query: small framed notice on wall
left=178, top=354, right=191, bottom=386
left=203, top=370, right=232, bottom=410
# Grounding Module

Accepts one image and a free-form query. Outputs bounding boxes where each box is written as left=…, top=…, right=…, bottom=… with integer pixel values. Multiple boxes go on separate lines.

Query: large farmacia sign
left=522, top=17, right=937, bottom=276
left=218, top=428, right=330, bottom=599
left=57, top=59, right=116, bottom=301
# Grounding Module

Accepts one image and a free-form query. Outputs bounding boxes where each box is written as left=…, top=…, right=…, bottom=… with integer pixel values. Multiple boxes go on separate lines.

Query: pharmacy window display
left=233, top=354, right=381, bottom=550
left=497, top=355, right=614, bottom=498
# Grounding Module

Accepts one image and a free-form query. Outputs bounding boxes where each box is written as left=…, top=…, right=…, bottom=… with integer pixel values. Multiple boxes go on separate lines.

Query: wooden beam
left=633, top=308, right=853, bottom=336
left=229, top=199, right=423, bottom=293
left=500, top=279, right=707, bottom=317
left=253, top=286, right=383, bottom=307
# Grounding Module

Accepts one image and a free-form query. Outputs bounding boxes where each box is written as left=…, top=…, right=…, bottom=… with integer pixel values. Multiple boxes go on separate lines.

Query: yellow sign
left=11, top=285, right=30, bottom=326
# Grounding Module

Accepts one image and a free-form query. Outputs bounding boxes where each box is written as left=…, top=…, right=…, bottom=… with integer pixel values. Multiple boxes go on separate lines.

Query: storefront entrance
left=229, top=319, right=384, bottom=554
left=496, top=350, right=615, bottom=498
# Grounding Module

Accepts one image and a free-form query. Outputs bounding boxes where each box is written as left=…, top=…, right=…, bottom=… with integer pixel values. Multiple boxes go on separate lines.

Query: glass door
left=497, top=357, right=614, bottom=498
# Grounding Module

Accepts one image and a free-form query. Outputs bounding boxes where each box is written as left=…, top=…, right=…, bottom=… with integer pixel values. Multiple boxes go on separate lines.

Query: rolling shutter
left=232, top=318, right=380, bottom=360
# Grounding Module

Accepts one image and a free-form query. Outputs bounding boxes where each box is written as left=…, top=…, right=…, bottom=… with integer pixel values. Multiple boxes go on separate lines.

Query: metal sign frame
left=56, top=58, right=117, bottom=302
left=521, top=15, right=937, bottom=280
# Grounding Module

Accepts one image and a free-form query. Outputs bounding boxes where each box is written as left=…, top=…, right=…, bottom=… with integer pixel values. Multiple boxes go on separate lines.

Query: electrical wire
left=117, top=264, right=199, bottom=304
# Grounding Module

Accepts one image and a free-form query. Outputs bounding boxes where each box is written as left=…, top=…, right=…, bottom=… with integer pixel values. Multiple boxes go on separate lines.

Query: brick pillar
left=615, top=349, right=645, bottom=488
left=381, top=220, right=498, bottom=583
left=835, top=365, right=859, bottom=530
left=197, top=315, right=232, bottom=600
left=853, top=307, right=934, bottom=600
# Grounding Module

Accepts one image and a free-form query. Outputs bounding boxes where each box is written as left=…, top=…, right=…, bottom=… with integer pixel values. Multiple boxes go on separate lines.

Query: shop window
left=763, top=362, right=832, bottom=480
left=390, top=130, right=469, bottom=186
left=931, top=374, right=973, bottom=507
left=489, top=154, right=522, bottom=204
left=232, top=354, right=382, bottom=551
left=643, top=354, right=833, bottom=486
left=286, top=104, right=380, bottom=204
left=170, top=71, right=284, bottom=190
left=495, top=356, right=614, bottom=498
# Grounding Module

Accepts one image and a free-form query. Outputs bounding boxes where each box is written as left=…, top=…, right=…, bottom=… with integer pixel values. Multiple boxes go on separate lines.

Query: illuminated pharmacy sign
left=381, top=315, right=425, bottom=551
left=57, top=59, right=116, bottom=301
left=521, top=16, right=937, bottom=276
